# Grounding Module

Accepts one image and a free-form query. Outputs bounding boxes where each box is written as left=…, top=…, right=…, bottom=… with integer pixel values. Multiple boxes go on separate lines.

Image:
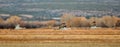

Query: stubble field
left=0, top=28, right=120, bottom=47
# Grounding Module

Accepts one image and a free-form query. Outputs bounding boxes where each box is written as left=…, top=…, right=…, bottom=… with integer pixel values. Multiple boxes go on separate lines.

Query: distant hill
left=0, top=0, right=120, bottom=21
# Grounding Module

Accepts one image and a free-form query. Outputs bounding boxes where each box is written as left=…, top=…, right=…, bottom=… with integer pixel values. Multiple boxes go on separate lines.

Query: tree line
left=0, top=16, right=56, bottom=29
left=0, top=14, right=120, bottom=29
left=61, top=13, right=120, bottom=28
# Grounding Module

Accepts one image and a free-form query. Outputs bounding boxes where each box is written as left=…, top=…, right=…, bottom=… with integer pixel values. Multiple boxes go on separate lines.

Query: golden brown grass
left=0, top=28, right=120, bottom=47
left=0, top=28, right=120, bottom=35
left=0, top=28, right=120, bottom=41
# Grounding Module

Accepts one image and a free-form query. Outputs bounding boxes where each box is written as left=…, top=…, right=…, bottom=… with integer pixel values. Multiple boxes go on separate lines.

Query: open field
left=0, top=28, right=120, bottom=35
left=0, top=28, right=120, bottom=47
left=0, top=42, right=120, bottom=47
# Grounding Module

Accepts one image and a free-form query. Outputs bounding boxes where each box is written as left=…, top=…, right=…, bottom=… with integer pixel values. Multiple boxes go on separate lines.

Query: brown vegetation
left=0, top=28, right=120, bottom=43
left=6, top=16, right=22, bottom=25
left=60, top=13, right=120, bottom=28
left=46, top=20, right=56, bottom=28
left=0, top=14, right=120, bottom=29
left=0, top=17, right=4, bottom=23
left=61, top=13, right=75, bottom=27
left=102, top=16, right=119, bottom=28
left=0, top=16, right=58, bottom=29
left=71, top=17, right=89, bottom=27
left=89, top=17, right=104, bottom=27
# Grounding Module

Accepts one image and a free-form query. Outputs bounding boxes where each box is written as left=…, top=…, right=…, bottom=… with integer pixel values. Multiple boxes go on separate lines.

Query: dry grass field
left=0, top=28, right=120, bottom=47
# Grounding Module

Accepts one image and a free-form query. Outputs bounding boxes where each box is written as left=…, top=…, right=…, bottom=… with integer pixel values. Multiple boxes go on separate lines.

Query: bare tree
left=0, top=17, right=4, bottom=23
left=89, top=17, right=104, bottom=27
left=47, top=20, right=56, bottom=28
left=70, top=17, right=81, bottom=27
left=71, top=17, right=89, bottom=27
left=61, top=13, right=75, bottom=27
left=0, top=18, right=4, bottom=28
left=6, top=16, right=22, bottom=25
left=102, top=16, right=118, bottom=28
left=112, top=16, right=120, bottom=28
